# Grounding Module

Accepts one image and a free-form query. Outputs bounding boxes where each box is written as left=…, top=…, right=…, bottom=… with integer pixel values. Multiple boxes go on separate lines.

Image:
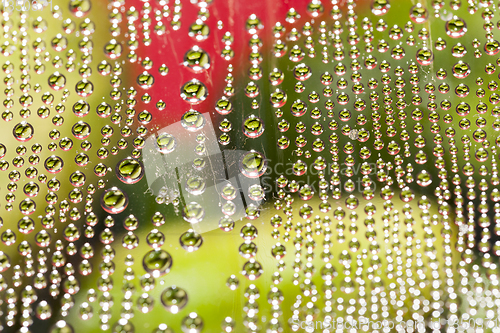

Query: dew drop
left=13, top=122, right=34, bottom=142
left=180, top=230, right=203, bottom=252
left=143, top=249, right=173, bottom=278
left=446, top=17, right=467, bottom=38
left=242, top=115, right=264, bottom=138
left=184, top=46, right=210, bottom=73
left=68, top=0, right=91, bottom=18
left=116, top=158, right=144, bottom=184
left=155, top=133, right=177, bottom=154
left=161, top=286, right=188, bottom=313
left=182, top=202, right=205, bottom=223
left=48, top=72, right=66, bottom=90
left=44, top=155, right=64, bottom=174
left=101, top=187, right=128, bottom=214
left=240, top=151, right=267, bottom=178
left=181, top=110, right=205, bottom=131
left=410, top=4, right=428, bottom=23
left=371, top=0, right=390, bottom=16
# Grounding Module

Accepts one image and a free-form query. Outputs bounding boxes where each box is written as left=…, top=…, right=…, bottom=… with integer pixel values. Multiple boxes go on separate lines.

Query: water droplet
left=0, top=251, right=10, bottom=272
left=181, top=313, right=204, bottom=333
left=243, top=115, right=264, bottom=138
left=182, top=202, right=205, bottom=223
left=293, top=63, right=312, bottom=81
left=48, top=72, right=66, bottom=90
left=137, top=72, right=155, bottom=89
left=112, top=319, right=134, bottom=333
left=13, top=122, right=34, bottom=142
left=185, top=176, right=206, bottom=195
left=68, top=0, right=91, bottom=17
left=270, top=89, right=287, bottom=108
left=101, top=187, right=128, bottom=214
left=242, top=259, right=263, bottom=280
left=116, top=158, right=144, bottom=184
left=452, top=61, right=470, bottom=78
left=189, top=20, right=210, bottom=41
left=143, top=249, right=173, bottom=278
left=484, top=40, right=499, bottom=56
left=181, top=80, right=208, bottom=104
left=416, top=48, right=433, bottom=66
left=240, top=151, right=267, bottom=178
left=372, top=0, right=390, bottom=16
left=156, top=133, right=177, bottom=154
left=153, top=324, right=174, bottom=333
left=410, top=4, right=428, bottom=23
left=446, top=17, right=467, bottom=38
left=219, top=216, right=235, bottom=231
left=75, top=79, right=94, bottom=97
left=248, top=185, right=265, bottom=201
left=291, top=100, right=307, bottom=117
left=184, top=46, right=210, bottom=73
left=181, top=110, right=205, bottom=131
left=44, top=155, right=64, bottom=174
left=180, top=230, right=203, bottom=252
left=104, top=40, right=122, bottom=59
left=161, top=286, right=188, bottom=313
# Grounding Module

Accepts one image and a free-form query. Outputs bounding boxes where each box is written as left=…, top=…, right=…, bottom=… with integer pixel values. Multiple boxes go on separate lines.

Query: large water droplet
left=161, top=286, right=188, bottom=313
left=143, top=249, right=173, bottom=278
left=240, top=151, right=267, bottom=178
left=116, top=158, right=144, bottom=184
left=101, top=187, right=128, bottom=214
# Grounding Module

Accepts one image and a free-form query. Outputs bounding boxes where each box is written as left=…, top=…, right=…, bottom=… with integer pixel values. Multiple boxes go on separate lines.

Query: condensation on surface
left=0, top=0, right=499, bottom=332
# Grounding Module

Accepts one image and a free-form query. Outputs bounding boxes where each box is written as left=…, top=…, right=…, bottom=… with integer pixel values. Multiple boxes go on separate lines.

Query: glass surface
left=0, top=0, right=499, bottom=332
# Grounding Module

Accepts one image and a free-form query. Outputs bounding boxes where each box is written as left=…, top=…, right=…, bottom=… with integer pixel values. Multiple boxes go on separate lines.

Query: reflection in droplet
left=184, top=46, right=210, bottom=73
left=101, top=187, right=128, bottom=214
left=156, top=133, right=177, bottom=154
left=13, top=122, right=34, bottom=142
left=143, top=249, right=173, bottom=278
left=68, top=0, right=91, bottom=17
left=116, top=158, right=144, bottom=184
left=240, top=151, right=267, bottom=178
left=181, top=80, right=207, bottom=104
left=185, top=176, right=206, bottom=195
left=182, top=202, right=205, bottom=223
left=48, top=72, right=66, bottom=90
left=180, top=230, right=203, bottom=252
left=446, top=17, right=467, bottom=38
left=161, top=286, right=188, bottom=314
left=181, top=110, right=205, bottom=131
left=44, top=155, right=64, bottom=174
left=242, top=115, right=264, bottom=138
